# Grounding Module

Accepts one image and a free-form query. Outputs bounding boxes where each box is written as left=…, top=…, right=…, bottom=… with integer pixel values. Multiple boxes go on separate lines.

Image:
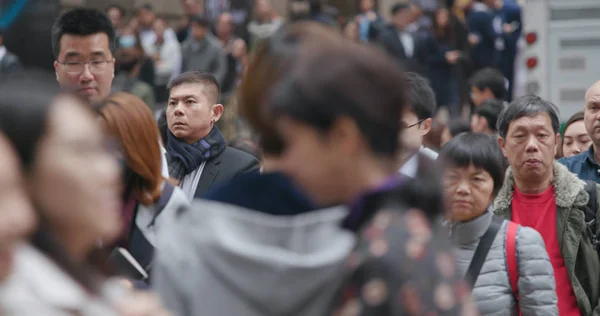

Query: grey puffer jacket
left=449, top=210, right=558, bottom=315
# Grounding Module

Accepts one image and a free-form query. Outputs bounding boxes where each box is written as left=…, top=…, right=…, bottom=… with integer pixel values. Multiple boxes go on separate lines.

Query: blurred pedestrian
left=356, top=0, right=385, bottom=42
left=559, top=81, right=600, bottom=181
left=398, top=73, right=439, bottom=178
left=557, top=111, right=590, bottom=159
left=425, top=7, right=463, bottom=118
left=381, top=3, right=428, bottom=75
left=499, top=0, right=521, bottom=102
left=496, top=95, right=600, bottom=315
left=152, top=18, right=182, bottom=104
left=441, top=119, right=471, bottom=147
left=105, top=4, right=126, bottom=38
left=52, top=8, right=116, bottom=104
left=97, top=93, right=189, bottom=277
left=441, top=133, right=557, bottom=314
left=470, top=67, right=506, bottom=107
left=113, top=25, right=156, bottom=110
left=136, top=4, right=178, bottom=57
left=470, top=98, right=504, bottom=135
left=176, top=0, right=204, bottom=43
left=165, top=71, right=258, bottom=199
left=0, top=28, right=22, bottom=75
left=247, top=0, right=283, bottom=48
left=181, top=16, right=227, bottom=84
left=467, top=0, right=503, bottom=71
left=342, top=20, right=360, bottom=42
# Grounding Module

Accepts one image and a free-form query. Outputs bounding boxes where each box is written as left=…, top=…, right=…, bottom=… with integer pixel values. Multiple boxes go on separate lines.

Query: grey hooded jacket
left=152, top=200, right=354, bottom=316
left=450, top=209, right=558, bottom=315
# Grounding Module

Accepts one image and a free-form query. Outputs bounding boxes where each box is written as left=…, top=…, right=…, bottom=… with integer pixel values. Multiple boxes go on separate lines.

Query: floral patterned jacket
left=332, top=188, right=478, bottom=316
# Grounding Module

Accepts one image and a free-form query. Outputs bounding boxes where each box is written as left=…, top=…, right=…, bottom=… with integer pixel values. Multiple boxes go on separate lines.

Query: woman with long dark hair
left=0, top=74, right=171, bottom=316
left=425, top=7, right=466, bottom=118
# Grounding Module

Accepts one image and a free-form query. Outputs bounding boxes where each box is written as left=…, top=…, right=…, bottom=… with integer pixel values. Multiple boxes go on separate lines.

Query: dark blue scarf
left=166, top=127, right=226, bottom=180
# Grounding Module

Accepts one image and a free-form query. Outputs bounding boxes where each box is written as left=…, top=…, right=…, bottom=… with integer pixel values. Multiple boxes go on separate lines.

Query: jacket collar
left=494, top=161, right=587, bottom=210
left=450, top=208, right=493, bottom=245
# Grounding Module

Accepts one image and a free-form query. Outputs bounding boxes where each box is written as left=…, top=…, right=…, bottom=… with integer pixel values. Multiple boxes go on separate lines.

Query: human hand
left=445, top=51, right=460, bottom=64
left=468, top=34, right=479, bottom=45
left=115, top=291, right=172, bottom=316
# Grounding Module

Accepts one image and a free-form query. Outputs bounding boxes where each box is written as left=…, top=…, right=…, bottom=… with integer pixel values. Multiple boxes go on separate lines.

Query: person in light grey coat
left=181, top=16, right=227, bottom=84
left=440, top=133, right=558, bottom=315
left=152, top=172, right=354, bottom=316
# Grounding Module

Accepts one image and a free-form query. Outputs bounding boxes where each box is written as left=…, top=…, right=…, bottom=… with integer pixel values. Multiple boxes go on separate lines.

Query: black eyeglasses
left=403, top=119, right=424, bottom=129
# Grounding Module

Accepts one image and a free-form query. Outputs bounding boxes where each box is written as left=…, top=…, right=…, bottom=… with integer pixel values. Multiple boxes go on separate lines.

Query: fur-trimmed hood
left=494, top=161, right=589, bottom=210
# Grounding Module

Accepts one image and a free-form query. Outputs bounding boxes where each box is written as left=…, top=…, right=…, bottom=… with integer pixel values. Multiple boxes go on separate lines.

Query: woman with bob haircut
left=97, top=92, right=189, bottom=276
left=440, top=132, right=558, bottom=315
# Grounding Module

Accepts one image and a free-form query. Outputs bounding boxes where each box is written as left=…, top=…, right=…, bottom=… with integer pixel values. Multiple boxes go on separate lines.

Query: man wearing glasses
left=398, top=72, right=438, bottom=178
left=52, top=8, right=116, bottom=104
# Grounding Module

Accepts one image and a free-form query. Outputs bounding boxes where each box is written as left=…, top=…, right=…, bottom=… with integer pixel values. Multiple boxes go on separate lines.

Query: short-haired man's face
left=360, top=0, right=374, bottom=12
left=167, top=83, right=223, bottom=144
left=216, top=14, right=234, bottom=38
left=274, top=116, right=357, bottom=206
left=54, top=33, right=115, bottom=104
left=392, top=9, right=412, bottom=29
left=470, top=86, right=488, bottom=107
left=583, top=82, right=600, bottom=146
left=471, top=114, right=484, bottom=133
left=137, top=8, right=155, bottom=28
left=499, top=113, right=559, bottom=182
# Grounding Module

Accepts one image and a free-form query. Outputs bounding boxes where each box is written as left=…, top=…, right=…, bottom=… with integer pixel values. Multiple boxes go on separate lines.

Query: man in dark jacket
left=381, top=3, right=427, bottom=75
left=468, top=0, right=503, bottom=71
left=164, top=71, right=258, bottom=200
left=0, top=28, right=21, bottom=75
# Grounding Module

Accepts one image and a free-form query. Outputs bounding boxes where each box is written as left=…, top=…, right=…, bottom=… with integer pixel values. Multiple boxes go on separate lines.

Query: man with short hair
left=471, top=98, right=504, bottom=135
left=398, top=72, right=438, bottom=178
left=560, top=80, right=600, bottom=182
left=137, top=4, right=178, bottom=57
left=181, top=16, right=227, bottom=84
left=470, top=67, right=506, bottom=107
left=495, top=95, right=600, bottom=316
left=52, top=8, right=116, bottom=104
left=105, top=4, right=126, bottom=35
left=0, top=28, right=21, bottom=75
left=165, top=71, right=258, bottom=199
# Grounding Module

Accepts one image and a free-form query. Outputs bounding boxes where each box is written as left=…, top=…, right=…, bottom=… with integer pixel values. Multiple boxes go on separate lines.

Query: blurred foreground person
left=0, top=133, right=36, bottom=282
left=266, top=23, right=473, bottom=315
left=557, top=111, right=590, bottom=159
left=495, top=95, right=600, bottom=315
left=441, top=133, right=557, bottom=314
left=97, top=92, right=189, bottom=279
left=0, top=76, right=171, bottom=316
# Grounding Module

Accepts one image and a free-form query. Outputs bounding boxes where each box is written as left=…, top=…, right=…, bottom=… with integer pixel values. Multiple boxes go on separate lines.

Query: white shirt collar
left=0, top=46, right=7, bottom=62
left=399, top=146, right=439, bottom=178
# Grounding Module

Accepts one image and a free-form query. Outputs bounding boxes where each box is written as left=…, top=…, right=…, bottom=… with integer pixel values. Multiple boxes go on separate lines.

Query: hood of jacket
left=168, top=200, right=354, bottom=315
left=494, top=161, right=588, bottom=211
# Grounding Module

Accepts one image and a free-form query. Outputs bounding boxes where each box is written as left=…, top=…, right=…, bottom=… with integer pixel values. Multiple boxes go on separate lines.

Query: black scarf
left=166, top=127, right=226, bottom=180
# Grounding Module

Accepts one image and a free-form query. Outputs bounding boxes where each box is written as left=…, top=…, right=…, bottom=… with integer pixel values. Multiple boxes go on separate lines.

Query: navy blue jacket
left=558, top=146, right=600, bottom=183
left=467, top=3, right=502, bottom=69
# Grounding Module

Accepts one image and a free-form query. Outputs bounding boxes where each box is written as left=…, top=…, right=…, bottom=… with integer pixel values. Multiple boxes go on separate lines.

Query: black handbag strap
left=465, top=215, right=504, bottom=287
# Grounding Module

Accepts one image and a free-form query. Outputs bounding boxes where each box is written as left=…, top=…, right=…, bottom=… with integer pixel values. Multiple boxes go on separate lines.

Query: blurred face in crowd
left=0, top=134, right=36, bottom=281
left=470, top=86, right=494, bottom=107
left=441, top=126, right=452, bottom=147
left=255, top=0, right=273, bottom=21
left=393, top=8, right=413, bottom=30
left=343, top=21, right=359, bottom=41
left=167, top=83, right=224, bottom=144
left=399, top=110, right=431, bottom=161
left=231, top=39, right=247, bottom=59
left=107, top=7, right=123, bottom=29
left=562, top=120, right=591, bottom=157
left=443, top=164, right=495, bottom=222
left=216, top=13, right=234, bottom=40
left=191, top=22, right=208, bottom=41
left=29, top=95, right=121, bottom=258
left=153, top=18, right=168, bottom=42
left=583, top=81, right=600, bottom=148
left=54, top=33, right=115, bottom=104
left=275, top=116, right=361, bottom=206
left=360, top=0, right=375, bottom=12
left=470, top=114, right=487, bottom=134
left=137, top=8, right=156, bottom=29
left=499, top=113, right=559, bottom=184
left=181, top=0, right=201, bottom=15
left=435, top=8, right=450, bottom=28
left=117, top=27, right=142, bottom=68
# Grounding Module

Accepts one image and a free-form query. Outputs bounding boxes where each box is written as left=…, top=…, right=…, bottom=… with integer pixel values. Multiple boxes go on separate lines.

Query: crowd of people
left=0, top=0, right=600, bottom=316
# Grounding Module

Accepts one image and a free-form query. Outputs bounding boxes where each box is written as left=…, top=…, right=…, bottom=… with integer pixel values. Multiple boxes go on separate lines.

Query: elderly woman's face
left=442, top=163, right=495, bottom=221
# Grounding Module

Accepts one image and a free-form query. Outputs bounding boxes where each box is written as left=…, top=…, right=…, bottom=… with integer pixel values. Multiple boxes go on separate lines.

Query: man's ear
left=498, top=136, right=507, bottom=157
left=420, top=118, right=433, bottom=136
left=212, top=104, right=224, bottom=122
left=54, top=61, right=59, bottom=82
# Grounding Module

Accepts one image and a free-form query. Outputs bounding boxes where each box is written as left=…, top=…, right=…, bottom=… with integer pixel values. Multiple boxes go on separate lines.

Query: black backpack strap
left=465, top=215, right=504, bottom=288
left=583, top=180, right=599, bottom=251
